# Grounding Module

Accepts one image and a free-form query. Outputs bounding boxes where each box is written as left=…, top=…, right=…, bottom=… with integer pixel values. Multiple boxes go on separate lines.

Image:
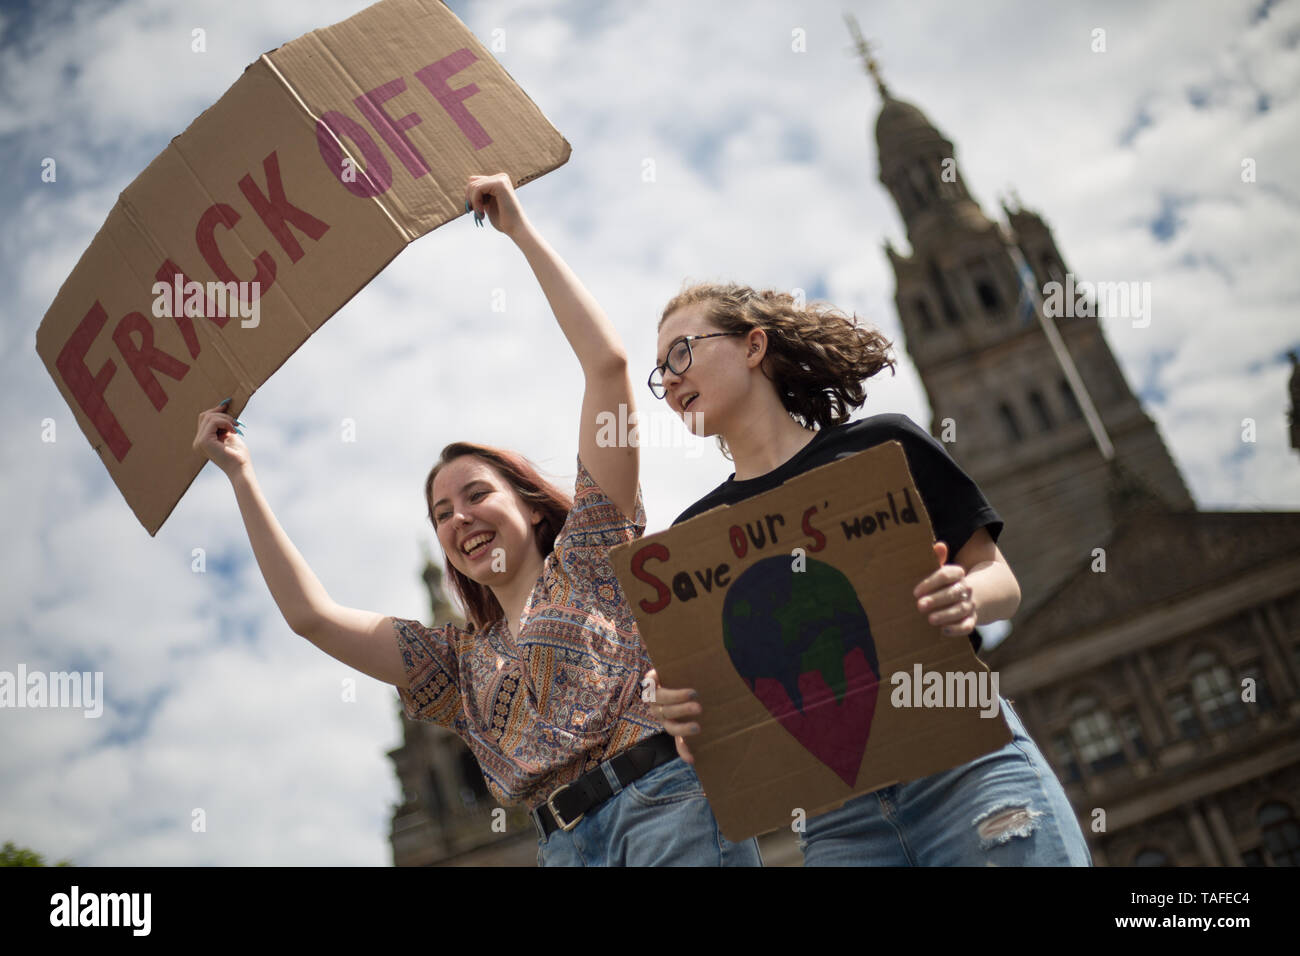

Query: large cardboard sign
left=612, top=442, right=1011, bottom=841
left=34, top=0, right=570, bottom=535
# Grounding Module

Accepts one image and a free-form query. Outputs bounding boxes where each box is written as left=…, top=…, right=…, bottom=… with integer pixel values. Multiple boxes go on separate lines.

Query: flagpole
left=1006, top=241, right=1115, bottom=461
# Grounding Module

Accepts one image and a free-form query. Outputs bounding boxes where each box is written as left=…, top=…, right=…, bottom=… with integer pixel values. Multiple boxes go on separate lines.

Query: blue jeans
left=798, top=697, right=1093, bottom=866
left=536, top=757, right=764, bottom=866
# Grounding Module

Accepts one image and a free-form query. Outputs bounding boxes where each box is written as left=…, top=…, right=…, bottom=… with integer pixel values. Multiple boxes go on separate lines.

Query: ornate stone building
left=856, top=34, right=1300, bottom=866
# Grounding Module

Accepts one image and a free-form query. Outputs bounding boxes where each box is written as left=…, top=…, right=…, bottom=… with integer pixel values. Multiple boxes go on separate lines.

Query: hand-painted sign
left=612, top=441, right=1011, bottom=841
left=34, top=0, right=569, bottom=534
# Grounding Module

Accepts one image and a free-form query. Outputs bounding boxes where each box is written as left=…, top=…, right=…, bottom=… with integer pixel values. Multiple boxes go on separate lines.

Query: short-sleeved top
left=673, top=413, right=1004, bottom=653
left=391, top=455, right=660, bottom=808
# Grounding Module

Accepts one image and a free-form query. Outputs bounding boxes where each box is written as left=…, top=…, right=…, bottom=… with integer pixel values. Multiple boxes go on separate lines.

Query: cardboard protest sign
left=34, top=0, right=569, bottom=535
left=611, top=441, right=1011, bottom=841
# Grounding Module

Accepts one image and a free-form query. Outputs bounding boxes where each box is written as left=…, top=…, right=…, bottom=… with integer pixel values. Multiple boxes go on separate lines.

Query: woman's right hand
left=643, top=668, right=703, bottom=766
left=466, top=173, right=530, bottom=240
left=193, top=399, right=249, bottom=476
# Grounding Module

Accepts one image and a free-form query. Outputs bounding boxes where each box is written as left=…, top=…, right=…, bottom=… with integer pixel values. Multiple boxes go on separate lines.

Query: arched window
left=1259, top=802, right=1300, bottom=866
left=906, top=178, right=925, bottom=211
left=1040, top=252, right=1065, bottom=287
left=1059, top=377, right=1083, bottom=418
left=909, top=166, right=931, bottom=207
left=928, top=260, right=962, bottom=324
left=920, top=161, right=941, bottom=198
left=1049, top=733, right=1081, bottom=783
left=1118, top=709, right=1148, bottom=758
left=1068, top=694, right=1126, bottom=774
left=1189, top=649, right=1248, bottom=730
left=975, top=278, right=1001, bottom=313
left=1166, top=689, right=1202, bottom=739
left=913, top=296, right=936, bottom=332
left=1134, top=848, right=1169, bottom=866
left=893, top=175, right=918, bottom=216
left=998, top=403, right=1023, bottom=443
left=1028, top=390, right=1053, bottom=430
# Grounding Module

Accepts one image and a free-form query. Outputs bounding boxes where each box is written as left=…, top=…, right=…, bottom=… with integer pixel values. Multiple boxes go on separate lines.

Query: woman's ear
left=746, top=328, right=767, bottom=367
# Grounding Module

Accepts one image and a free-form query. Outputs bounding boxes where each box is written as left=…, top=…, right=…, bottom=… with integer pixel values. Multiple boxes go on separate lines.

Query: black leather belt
left=530, top=732, right=679, bottom=839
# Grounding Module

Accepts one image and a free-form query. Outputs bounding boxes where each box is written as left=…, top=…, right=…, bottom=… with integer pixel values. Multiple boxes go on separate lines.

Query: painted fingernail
left=235, top=427, right=244, bottom=436
left=235, top=419, right=245, bottom=427
left=220, top=397, right=231, bottom=406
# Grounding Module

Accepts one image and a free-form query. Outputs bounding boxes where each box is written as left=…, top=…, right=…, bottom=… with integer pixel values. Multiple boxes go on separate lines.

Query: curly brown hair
left=659, top=283, right=896, bottom=454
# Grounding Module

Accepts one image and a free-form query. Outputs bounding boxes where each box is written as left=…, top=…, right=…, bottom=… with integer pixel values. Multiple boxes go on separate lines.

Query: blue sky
left=1, top=0, right=1297, bottom=865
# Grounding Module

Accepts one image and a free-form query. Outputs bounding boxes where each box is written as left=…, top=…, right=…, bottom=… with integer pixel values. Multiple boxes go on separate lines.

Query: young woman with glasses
left=643, top=283, right=1092, bottom=866
left=191, top=177, right=761, bottom=867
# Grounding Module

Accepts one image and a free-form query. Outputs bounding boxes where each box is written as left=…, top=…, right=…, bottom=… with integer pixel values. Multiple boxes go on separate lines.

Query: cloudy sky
left=1, top=0, right=1296, bottom=866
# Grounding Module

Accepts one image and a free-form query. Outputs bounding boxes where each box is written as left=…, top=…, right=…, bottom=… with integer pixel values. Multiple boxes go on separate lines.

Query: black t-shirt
left=672, top=413, right=1004, bottom=653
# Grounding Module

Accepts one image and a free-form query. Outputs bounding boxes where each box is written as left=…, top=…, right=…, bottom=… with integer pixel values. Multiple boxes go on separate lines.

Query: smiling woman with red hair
left=192, top=176, right=760, bottom=868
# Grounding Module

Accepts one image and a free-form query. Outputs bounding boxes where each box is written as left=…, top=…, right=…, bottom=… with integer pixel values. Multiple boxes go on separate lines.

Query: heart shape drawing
left=721, top=555, right=880, bottom=786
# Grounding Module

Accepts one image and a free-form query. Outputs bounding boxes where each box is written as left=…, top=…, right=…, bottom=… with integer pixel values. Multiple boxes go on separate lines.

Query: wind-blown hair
left=424, top=442, right=572, bottom=630
left=658, top=283, right=897, bottom=456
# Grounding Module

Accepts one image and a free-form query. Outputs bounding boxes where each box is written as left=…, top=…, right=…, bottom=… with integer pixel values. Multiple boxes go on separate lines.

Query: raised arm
left=192, top=401, right=407, bottom=688
left=466, top=173, right=639, bottom=520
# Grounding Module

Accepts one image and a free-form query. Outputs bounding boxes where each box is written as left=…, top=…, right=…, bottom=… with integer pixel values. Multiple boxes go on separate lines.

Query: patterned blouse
left=392, top=455, right=661, bottom=808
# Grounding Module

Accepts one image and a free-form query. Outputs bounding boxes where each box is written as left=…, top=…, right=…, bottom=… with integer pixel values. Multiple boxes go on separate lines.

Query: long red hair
left=424, top=442, right=572, bottom=630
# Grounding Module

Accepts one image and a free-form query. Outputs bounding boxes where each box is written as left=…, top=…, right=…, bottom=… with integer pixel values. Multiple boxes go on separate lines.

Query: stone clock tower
left=847, top=23, right=1300, bottom=869
left=855, top=32, right=1194, bottom=615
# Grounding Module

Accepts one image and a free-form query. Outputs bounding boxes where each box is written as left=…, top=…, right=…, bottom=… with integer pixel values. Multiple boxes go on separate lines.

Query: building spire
left=845, top=12, right=889, bottom=99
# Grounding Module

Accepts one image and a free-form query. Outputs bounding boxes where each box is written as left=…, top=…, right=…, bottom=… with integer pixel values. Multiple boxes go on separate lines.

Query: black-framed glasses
left=648, top=332, right=744, bottom=398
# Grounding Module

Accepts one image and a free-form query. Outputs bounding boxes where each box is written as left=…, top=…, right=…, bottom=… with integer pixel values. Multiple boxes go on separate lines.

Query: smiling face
left=429, top=455, right=542, bottom=585
left=656, top=302, right=762, bottom=438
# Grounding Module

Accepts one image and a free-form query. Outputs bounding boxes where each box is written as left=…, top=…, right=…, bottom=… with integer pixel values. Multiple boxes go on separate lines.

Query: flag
left=1012, top=250, right=1039, bottom=326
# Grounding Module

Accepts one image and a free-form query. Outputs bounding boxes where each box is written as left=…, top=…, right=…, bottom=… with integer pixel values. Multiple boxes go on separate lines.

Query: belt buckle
left=546, top=783, right=584, bottom=832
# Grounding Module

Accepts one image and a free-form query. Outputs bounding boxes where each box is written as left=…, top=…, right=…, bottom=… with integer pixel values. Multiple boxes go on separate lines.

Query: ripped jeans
left=798, top=697, right=1093, bottom=866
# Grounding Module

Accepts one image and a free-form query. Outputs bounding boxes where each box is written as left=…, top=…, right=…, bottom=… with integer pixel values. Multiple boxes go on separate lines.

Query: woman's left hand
left=465, top=172, right=529, bottom=239
left=913, top=541, right=977, bottom=637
